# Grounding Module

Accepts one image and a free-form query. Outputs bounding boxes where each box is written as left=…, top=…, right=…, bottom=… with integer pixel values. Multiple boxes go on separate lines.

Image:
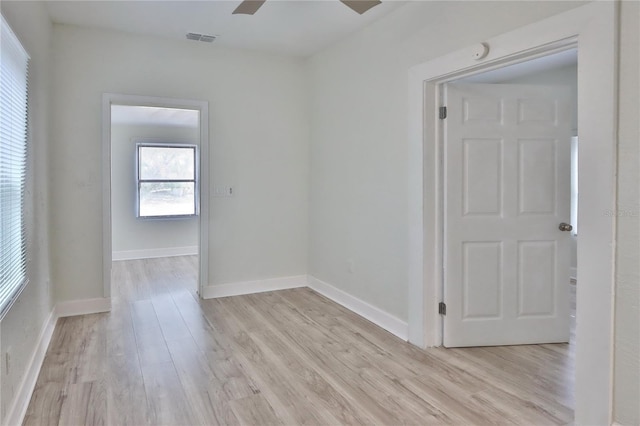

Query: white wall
left=307, top=1, right=584, bottom=321
left=613, top=1, right=640, bottom=424
left=51, top=24, right=309, bottom=301
left=0, top=2, right=53, bottom=422
left=111, top=123, right=198, bottom=257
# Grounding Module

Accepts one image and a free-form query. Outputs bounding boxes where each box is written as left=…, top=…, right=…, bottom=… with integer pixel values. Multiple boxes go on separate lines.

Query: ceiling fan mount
left=233, top=0, right=382, bottom=16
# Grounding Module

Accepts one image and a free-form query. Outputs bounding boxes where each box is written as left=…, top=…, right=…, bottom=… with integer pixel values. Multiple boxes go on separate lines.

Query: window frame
left=135, top=142, right=199, bottom=219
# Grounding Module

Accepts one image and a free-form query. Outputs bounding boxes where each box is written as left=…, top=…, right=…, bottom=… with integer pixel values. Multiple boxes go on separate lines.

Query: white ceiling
left=45, top=0, right=407, bottom=57
left=111, top=105, right=199, bottom=127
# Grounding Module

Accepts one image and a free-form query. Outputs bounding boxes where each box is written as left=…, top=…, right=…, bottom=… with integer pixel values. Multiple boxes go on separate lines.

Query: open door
left=442, top=83, right=572, bottom=347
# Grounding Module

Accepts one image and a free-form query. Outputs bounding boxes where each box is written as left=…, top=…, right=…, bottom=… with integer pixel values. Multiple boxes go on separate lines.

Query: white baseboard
left=4, top=309, right=57, bottom=426
left=307, top=276, right=409, bottom=341
left=570, top=267, right=577, bottom=281
left=112, top=246, right=198, bottom=261
left=55, top=297, right=111, bottom=318
left=201, top=275, right=307, bottom=299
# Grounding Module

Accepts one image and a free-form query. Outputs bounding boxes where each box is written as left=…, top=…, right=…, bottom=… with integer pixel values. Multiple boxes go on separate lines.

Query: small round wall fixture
left=472, top=42, right=490, bottom=60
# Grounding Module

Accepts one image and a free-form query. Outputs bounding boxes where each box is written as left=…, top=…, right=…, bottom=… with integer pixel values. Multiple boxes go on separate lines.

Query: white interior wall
left=51, top=24, right=309, bottom=301
left=614, top=1, right=640, bottom=424
left=0, top=2, right=53, bottom=422
left=111, top=123, right=198, bottom=257
left=307, top=0, right=584, bottom=321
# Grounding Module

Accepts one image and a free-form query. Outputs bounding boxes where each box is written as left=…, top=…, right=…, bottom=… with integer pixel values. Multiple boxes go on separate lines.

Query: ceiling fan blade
left=340, top=0, right=382, bottom=15
left=233, top=0, right=266, bottom=15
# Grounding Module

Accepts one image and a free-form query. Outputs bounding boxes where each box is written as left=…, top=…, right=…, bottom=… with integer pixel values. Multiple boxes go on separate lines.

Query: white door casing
left=443, top=83, right=571, bottom=347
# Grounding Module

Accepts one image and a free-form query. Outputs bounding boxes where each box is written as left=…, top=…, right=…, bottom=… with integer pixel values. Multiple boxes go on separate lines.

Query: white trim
left=112, top=246, right=198, bottom=261
left=407, top=2, right=617, bottom=424
left=201, top=275, right=307, bottom=299
left=308, top=276, right=409, bottom=341
left=55, top=298, right=112, bottom=318
left=101, top=93, right=210, bottom=300
left=570, top=267, right=577, bottom=281
left=3, top=309, right=56, bottom=426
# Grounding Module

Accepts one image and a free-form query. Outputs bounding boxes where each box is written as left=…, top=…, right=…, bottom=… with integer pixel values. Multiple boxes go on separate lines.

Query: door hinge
left=438, top=302, right=447, bottom=315
left=439, top=106, right=447, bottom=119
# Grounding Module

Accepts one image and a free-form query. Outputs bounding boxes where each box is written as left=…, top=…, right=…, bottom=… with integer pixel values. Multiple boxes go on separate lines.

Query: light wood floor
left=24, top=256, right=575, bottom=425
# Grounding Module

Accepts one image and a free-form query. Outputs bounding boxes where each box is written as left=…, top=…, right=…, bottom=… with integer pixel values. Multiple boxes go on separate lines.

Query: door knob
left=559, top=222, right=573, bottom=232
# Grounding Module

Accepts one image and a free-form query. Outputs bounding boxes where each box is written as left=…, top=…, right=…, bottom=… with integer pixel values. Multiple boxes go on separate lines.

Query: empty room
left=0, top=1, right=638, bottom=425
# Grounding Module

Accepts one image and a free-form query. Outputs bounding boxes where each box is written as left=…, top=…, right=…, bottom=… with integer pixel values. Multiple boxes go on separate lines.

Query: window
left=0, top=16, right=29, bottom=317
left=570, top=136, right=578, bottom=235
left=137, top=143, right=198, bottom=218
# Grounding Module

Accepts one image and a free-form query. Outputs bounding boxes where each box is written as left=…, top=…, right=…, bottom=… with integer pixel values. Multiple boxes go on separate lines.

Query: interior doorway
left=110, top=105, right=201, bottom=295
left=441, top=50, right=578, bottom=347
left=101, top=94, right=210, bottom=299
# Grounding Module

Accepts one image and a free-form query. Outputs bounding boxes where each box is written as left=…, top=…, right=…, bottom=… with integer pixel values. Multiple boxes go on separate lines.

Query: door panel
left=463, top=242, right=502, bottom=319
left=518, top=138, right=557, bottom=214
left=517, top=240, right=556, bottom=316
left=463, top=139, right=502, bottom=216
left=443, top=83, right=571, bottom=347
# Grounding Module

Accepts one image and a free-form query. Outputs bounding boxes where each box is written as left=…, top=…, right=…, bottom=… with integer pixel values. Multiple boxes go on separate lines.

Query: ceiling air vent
left=186, top=33, right=216, bottom=43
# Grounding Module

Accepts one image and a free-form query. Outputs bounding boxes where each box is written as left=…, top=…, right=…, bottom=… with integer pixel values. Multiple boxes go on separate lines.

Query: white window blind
left=0, top=16, right=29, bottom=318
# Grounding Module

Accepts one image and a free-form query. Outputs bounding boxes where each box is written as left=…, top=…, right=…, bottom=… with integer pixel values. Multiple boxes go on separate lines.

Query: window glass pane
left=139, top=146, right=194, bottom=180
left=139, top=182, right=195, bottom=217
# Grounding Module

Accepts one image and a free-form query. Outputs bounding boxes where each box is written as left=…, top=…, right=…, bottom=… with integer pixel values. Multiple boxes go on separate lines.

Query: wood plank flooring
left=24, top=256, right=575, bottom=425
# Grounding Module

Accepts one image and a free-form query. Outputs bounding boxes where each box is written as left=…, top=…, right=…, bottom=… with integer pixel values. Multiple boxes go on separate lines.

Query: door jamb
left=407, top=2, right=618, bottom=424
left=101, top=93, right=210, bottom=299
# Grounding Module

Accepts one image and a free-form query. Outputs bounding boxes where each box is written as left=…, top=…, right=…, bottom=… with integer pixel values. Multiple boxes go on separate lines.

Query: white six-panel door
left=443, top=83, right=571, bottom=347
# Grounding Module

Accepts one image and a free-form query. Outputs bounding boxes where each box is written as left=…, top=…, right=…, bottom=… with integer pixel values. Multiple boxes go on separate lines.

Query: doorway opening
left=102, top=94, right=210, bottom=300
left=110, top=105, right=201, bottom=297
left=442, top=49, right=578, bottom=347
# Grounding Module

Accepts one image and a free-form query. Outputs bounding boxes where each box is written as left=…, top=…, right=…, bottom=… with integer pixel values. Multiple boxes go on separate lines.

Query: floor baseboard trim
left=55, top=297, right=112, bottom=318
left=201, top=275, right=307, bottom=299
left=112, top=246, right=198, bottom=261
left=4, top=308, right=57, bottom=426
left=308, top=276, right=409, bottom=341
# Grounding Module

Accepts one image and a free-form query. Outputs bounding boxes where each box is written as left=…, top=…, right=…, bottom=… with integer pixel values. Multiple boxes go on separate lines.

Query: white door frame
left=101, top=93, right=210, bottom=298
left=407, top=2, right=617, bottom=424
